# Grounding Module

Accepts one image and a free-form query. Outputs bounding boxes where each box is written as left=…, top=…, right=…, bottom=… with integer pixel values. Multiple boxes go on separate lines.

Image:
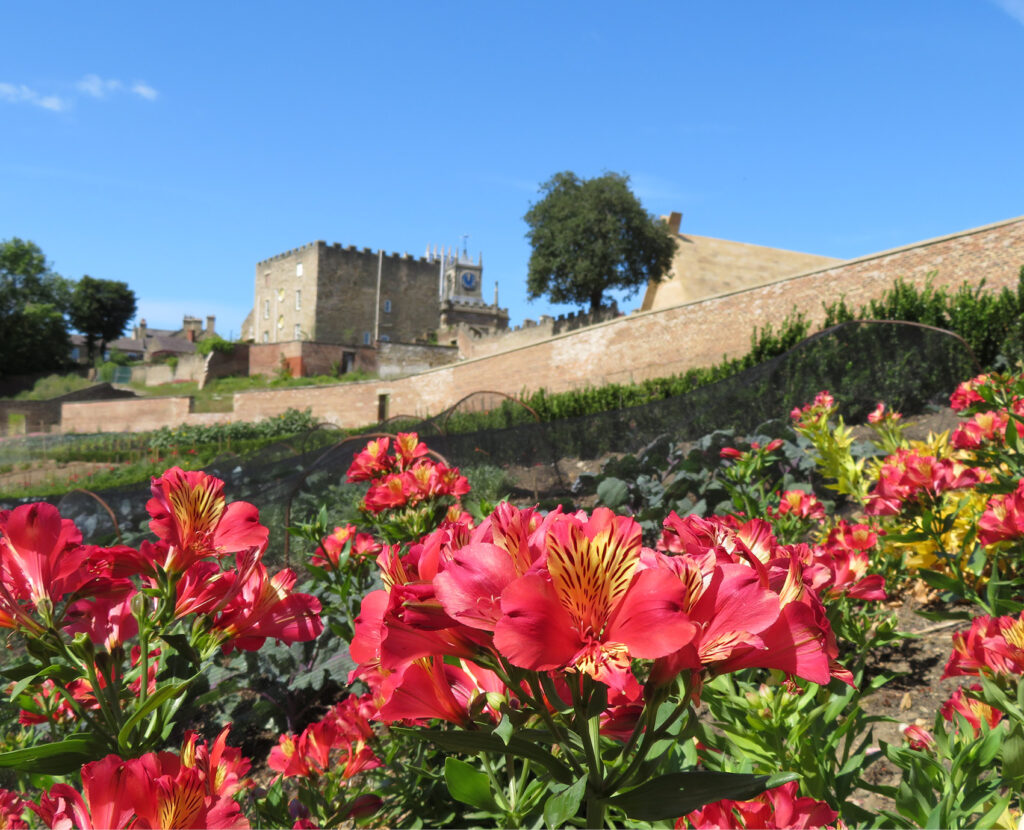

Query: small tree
left=68, top=275, right=137, bottom=363
left=524, top=171, right=676, bottom=313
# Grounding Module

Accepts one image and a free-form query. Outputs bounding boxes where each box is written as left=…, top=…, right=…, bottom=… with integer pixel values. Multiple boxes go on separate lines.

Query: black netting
left=1, top=321, right=979, bottom=554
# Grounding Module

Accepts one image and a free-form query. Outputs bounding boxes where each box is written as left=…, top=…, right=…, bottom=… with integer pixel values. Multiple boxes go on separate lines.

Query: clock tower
left=442, top=251, right=484, bottom=303
left=431, top=241, right=508, bottom=337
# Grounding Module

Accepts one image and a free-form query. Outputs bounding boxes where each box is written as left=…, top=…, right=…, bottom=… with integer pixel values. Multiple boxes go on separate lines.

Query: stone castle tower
left=243, top=239, right=507, bottom=347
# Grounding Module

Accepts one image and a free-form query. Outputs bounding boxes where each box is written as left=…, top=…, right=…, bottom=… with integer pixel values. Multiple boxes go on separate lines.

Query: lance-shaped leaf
left=445, top=757, right=499, bottom=812
left=393, top=727, right=574, bottom=784
left=0, top=736, right=104, bottom=774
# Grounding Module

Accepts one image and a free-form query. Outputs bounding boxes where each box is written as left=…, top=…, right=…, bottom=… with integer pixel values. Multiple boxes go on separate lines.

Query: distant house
left=106, top=315, right=219, bottom=363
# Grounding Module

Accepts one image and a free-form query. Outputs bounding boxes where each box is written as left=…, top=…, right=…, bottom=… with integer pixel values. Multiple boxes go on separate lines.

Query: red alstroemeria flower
left=376, top=657, right=502, bottom=726
left=63, top=589, right=140, bottom=652
left=493, top=508, right=695, bottom=692
left=901, top=724, right=936, bottom=752
left=346, top=437, right=393, bottom=482
left=0, top=502, right=88, bottom=610
left=978, top=480, right=1024, bottom=546
left=312, top=525, right=381, bottom=569
left=0, top=789, right=26, bottom=830
left=769, top=490, right=825, bottom=522
left=210, top=563, right=323, bottom=652
left=941, top=684, right=1003, bottom=737
left=180, top=725, right=251, bottom=798
left=950, top=374, right=991, bottom=411
left=393, top=432, right=429, bottom=468
left=147, top=467, right=268, bottom=572
left=942, top=612, right=1024, bottom=678
left=651, top=559, right=781, bottom=688
left=678, top=780, right=840, bottom=829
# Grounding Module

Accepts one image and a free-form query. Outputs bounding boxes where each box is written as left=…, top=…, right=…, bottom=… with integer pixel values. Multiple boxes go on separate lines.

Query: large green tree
left=524, top=171, right=677, bottom=313
left=68, top=275, right=138, bottom=362
left=0, top=237, right=73, bottom=378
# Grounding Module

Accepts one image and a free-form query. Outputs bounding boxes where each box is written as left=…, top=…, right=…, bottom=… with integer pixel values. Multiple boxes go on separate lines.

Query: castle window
left=262, top=331, right=269, bottom=343
left=295, top=289, right=301, bottom=310
left=383, top=299, right=392, bottom=313
left=379, top=334, right=390, bottom=342
left=277, top=315, right=285, bottom=330
left=263, top=299, right=269, bottom=319
left=296, top=262, right=303, bottom=277
left=363, top=331, right=372, bottom=345
left=294, top=323, right=301, bottom=340
left=277, top=288, right=285, bottom=302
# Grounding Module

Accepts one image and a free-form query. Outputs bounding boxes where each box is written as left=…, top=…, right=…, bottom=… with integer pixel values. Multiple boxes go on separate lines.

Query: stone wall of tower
left=313, top=243, right=441, bottom=346
left=252, top=243, right=319, bottom=344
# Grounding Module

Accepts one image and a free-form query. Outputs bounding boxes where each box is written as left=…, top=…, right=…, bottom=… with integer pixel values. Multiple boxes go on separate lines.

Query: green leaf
left=0, top=737, right=103, bottom=774
left=609, top=771, right=797, bottom=821
left=494, top=715, right=514, bottom=746
left=915, top=570, right=961, bottom=593
left=544, top=775, right=588, bottom=828
left=8, top=664, right=74, bottom=701
left=596, top=477, right=630, bottom=509
left=117, top=674, right=198, bottom=752
left=444, top=757, right=498, bottom=812
left=393, top=728, right=574, bottom=784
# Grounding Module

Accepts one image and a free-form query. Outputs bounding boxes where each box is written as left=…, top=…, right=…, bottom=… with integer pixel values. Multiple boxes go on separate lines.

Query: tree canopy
left=0, top=237, right=139, bottom=380
left=0, top=238, right=73, bottom=378
left=68, top=275, right=138, bottom=362
left=524, top=171, right=676, bottom=313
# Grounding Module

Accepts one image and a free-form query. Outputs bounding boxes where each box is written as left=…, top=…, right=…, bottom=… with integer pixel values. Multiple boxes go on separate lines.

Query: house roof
left=146, top=336, right=196, bottom=356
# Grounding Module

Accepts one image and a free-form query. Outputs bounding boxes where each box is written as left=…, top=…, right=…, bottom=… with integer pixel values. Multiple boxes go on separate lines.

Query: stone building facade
left=242, top=241, right=507, bottom=351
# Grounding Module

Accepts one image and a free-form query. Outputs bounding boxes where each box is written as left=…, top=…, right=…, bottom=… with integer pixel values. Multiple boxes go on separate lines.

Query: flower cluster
left=32, top=728, right=251, bottom=829
left=0, top=467, right=323, bottom=757
left=346, top=433, right=469, bottom=515
left=349, top=502, right=850, bottom=736
left=269, top=694, right=381, bottom=782
left=311, top=524, right=382, bottom=570
left=790, top=390, right=836, bottom=427
left=864, top=448, right=987, bottom=516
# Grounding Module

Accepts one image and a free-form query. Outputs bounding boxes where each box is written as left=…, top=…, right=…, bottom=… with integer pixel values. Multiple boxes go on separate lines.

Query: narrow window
left=296, top=262, right=303, bottom=277
left=363, top=331, right=372, bottom=345
left=294, top=323, right=301, bottom=340
left=383, top=299, right=392, bottom=313
left=263, top=299, right=270, bottom=319
left=295, top=289, right=301, bottom=310
left=277, top=315, right=284, bottom=330
left=262, top=331, right=269, bottom=343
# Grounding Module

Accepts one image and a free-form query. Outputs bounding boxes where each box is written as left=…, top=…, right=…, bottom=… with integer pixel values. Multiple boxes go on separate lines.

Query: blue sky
left=2, top=1, right=1023, bottom=338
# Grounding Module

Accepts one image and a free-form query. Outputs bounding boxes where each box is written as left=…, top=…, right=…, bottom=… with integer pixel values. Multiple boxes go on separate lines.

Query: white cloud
left=0, top=82, right=68, bottom=111
left=130, top=81, right=158, bottom=100
left=76, top=74, right=123, bottom=98
left=992, top=0, right=1024, bottom=26
left=0, top=75, right=158, bottom=113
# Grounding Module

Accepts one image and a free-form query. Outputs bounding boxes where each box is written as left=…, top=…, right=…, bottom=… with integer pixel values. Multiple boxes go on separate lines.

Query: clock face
left=460, top=271, right=477, bottom=291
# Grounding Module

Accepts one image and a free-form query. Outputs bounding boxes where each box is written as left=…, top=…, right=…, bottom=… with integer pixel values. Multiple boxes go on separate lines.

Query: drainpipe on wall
left=374, top=249, right=382, bottom=344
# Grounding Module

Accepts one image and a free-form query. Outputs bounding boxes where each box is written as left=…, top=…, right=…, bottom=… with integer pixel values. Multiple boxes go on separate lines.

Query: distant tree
left=0, top=237, right=72, bottom=378
left=524, top=171, right=677, bottom=313
left=68, top=275, right=138, bottom=363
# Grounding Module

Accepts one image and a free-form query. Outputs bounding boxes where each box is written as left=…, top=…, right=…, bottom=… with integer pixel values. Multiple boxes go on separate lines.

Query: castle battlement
left=258, top=241, right=435, bottom=266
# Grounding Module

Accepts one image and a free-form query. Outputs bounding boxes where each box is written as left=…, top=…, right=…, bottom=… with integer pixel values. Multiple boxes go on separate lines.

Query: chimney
left=136, top=319, right=147, bottom=340
left=186, top=328, right=195, bottom=343
left=667, top=212, right=682, bottom=235
left=206, top=315, right=215, bottom=334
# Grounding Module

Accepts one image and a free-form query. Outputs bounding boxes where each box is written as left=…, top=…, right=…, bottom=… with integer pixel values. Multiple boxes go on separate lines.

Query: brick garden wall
left=57, top=215, right=1024, bottom=433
